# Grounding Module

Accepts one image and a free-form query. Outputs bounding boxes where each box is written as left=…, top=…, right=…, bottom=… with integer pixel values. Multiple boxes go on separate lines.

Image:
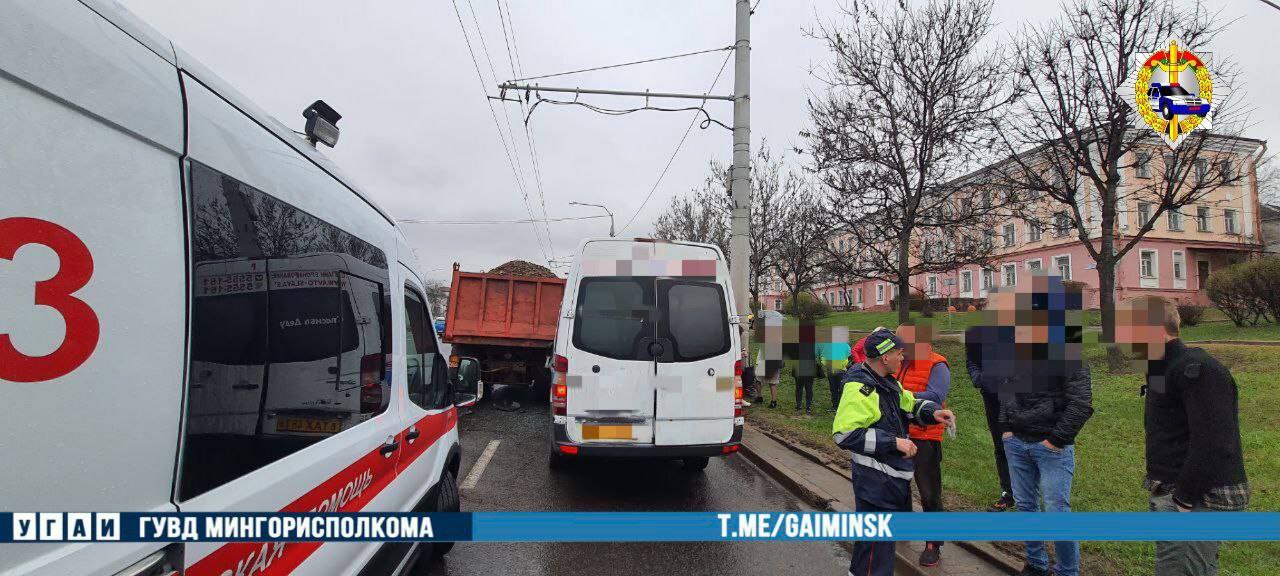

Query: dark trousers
left=913, top=439, right=944, bottom=547
left=795, top=376, right=813, bottom=410
left=828, top=371, right=845, bottom=409
left=980, top=390, right=1013, bottom=494
left=851, top=496, right=899, bottom=576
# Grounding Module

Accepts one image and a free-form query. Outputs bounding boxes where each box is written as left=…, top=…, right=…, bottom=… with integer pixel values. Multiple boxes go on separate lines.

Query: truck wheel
left=430, top=472, right=460, bottom=559
left=483, top=380, right=494, bottom=402
left=549, top=449, right=568, bottom=470
left=682, top=457, right=709, bottom=472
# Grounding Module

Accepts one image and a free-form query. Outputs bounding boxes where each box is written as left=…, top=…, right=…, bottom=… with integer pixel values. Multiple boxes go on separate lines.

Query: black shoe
left=768, top=401, right=777, bottom=409
left=753, top=396, right=765, bottom=403
left=919, top=543, right=941, bottom=567
left=988, top=491, right=1016, bottom=512
left=1015, top=564, right=1050, bottom=576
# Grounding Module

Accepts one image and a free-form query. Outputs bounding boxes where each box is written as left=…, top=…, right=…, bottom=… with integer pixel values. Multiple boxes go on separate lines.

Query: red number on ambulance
left=0, top=217, right=99, bottom=382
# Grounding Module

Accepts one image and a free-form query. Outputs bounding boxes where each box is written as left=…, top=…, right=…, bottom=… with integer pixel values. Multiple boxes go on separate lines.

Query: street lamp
left=569, top=201, right=615, bottom=237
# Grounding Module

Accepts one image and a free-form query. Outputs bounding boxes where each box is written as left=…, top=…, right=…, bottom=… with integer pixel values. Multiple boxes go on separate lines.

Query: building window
left=1173, top=251, right=1186, bottom=287
left=1138, top=202, right=1152, bottom=227
left=1003, top=224, right=1017, bottom=247
left=982, top=190, right=993, bottom=209
left=1197, top=206, right=1211, bottom=231
left=1224, top=209, right=1238, bottom=234
left=927, top=275, right=938, bottom=296
left=856, top=287, right=863, bottom=305
left=983, top=229, right=995, bottom=249
left=1140, top=250, right=1156, bottom=278
left=1054, top=212, right=1071, bottom=236
left=1026, top=259, right=1042, bottom=272
left=961, top=270, right=972, bottom=294
left=1167, top=208, right=1183, bottom=231
left=1055, top=255, right=1072, bottom=280
left=1195, top=159, right=1208, bottom=182
left=1136, top=152, right=1152, bottom=178
left=876, top=284, right=885, bottom=304
left=774, top=299, right=782, bottom=310
left=1002, top=263, right=1017, bottom=287
left=839, top=238, right=846, bottom=253
left=982, top=268, right=994, bottom=291
left=1220, top=160, right=1235, bottom=181
left=1028, top=219, right=1042, bottom=242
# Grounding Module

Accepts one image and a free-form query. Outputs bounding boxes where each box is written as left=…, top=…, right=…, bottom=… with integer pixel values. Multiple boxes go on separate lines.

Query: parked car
left=547, top=238, right=744, bottom=472
left=1147, top=83, right=1210, bottom=119
left=0, top=2, right=476, bottom=574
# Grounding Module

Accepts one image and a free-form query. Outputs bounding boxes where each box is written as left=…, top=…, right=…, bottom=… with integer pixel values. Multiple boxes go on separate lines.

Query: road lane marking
left=460, top=440, right=501, bottom=491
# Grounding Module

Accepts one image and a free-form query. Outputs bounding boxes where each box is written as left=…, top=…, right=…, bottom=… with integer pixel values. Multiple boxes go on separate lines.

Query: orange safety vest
left=896, top=351, right=948, bottom=442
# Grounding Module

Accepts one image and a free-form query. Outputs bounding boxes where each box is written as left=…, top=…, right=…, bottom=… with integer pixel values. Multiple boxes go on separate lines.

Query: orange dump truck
left=443, top=263, right=566, bottom=398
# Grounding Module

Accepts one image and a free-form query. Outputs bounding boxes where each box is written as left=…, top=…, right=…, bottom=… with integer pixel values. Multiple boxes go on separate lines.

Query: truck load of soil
left=487, top=260, right=556, bottom=278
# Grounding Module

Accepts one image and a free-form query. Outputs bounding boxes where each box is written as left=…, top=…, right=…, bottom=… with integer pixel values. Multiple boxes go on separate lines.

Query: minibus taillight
left=360, top=354, right=383, bottom=413
left=733, top=358, right=744, bottom=417
left=552, top=355, right=569, bottom=416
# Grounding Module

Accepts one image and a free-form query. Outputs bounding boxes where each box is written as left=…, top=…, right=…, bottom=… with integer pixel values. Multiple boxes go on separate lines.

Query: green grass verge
left=746, top=340, right=1279, bottom=576
left=802, top=310, right=1277, bottom=342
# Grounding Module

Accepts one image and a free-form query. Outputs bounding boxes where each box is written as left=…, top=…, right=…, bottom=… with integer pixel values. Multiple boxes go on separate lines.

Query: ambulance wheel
left=682, top=457, right=709, bottom=472
left=430, top=472, right=460, bottom=559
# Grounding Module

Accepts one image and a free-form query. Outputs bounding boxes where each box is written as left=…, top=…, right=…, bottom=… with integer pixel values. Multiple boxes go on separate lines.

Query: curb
left=742, top=426, right=1023, bottom=576
left=740, top=434, right=932, bottom=576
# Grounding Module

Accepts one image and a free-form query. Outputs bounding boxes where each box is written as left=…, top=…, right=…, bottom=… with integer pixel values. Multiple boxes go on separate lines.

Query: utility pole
left=729, top=0, right=752, bottom=353
left=494, top=1, right=752, bottom=346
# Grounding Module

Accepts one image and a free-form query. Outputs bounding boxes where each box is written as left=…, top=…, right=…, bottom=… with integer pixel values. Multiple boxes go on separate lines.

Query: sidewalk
left=740, top=425, right=1020, bottom=576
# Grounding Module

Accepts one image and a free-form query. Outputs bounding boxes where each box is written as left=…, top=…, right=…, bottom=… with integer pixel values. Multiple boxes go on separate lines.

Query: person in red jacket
left=895, top=320, right=951, bottom=568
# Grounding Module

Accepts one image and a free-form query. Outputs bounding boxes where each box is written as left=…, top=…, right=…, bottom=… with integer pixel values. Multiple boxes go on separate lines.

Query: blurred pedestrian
left=998, top=280, right=1093, bottom=576
left=896, top=321, right=951, bottom=567
left=1118, top=296, right=1249, bottom=576
left=833, top=329, right=954, bottom=576
left=964, top=297, right=1016, bottom=512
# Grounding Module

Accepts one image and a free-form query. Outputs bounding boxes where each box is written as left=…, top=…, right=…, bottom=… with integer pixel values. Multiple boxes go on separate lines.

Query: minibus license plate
left=582, top=424, right=633, bottom=440
left=277, top=416, right=342, bottom=434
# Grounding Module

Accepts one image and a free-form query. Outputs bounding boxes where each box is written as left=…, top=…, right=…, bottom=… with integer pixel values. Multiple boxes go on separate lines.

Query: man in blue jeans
left=996, top=280, right=1094, bottom=576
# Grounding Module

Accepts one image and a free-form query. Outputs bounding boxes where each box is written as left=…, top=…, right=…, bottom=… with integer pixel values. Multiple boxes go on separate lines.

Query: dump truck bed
left=442, top=264, right=566, bottom=348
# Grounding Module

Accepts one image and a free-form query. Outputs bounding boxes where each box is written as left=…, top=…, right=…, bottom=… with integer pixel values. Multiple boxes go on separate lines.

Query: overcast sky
left=118, top=0, right=1278, bottom=282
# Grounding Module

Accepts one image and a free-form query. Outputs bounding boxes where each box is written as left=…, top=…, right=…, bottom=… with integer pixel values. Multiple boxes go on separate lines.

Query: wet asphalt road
left=422, top=385, right=851, bottom=576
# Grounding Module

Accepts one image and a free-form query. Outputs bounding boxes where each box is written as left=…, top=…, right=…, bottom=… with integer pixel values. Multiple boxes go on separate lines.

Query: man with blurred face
left=1118, top=296, right=1249, bottom=576
left=964, top=290, right=1016, bottom=511
left=895, top=321, right=951, bottom=567
left=832, top=329, right=955, bottom=576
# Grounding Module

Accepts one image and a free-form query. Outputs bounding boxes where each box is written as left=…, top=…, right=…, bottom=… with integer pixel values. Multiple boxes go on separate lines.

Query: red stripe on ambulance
left=186, top=408, right=454, bottom=576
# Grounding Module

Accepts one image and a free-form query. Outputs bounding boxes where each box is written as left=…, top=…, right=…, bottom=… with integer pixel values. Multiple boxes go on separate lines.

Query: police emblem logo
left=860, top=383, right=874, bottom=396
left=1125, top=39, right=1214, bottom=148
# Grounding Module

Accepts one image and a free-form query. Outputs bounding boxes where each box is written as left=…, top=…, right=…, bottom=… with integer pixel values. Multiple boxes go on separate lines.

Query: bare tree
left=1259, top=153, right=1280, bottom=206
left=993, top=0, right=1252, bottom=348
left=770, top=177, right=828, bottom=301
left=804, top=0, right=1013, bottom=323
left=653, top=143, right=789, bottom=309
left=652, top=170, right=731, bottom=257
left=423, top=279, right=451, bottom=319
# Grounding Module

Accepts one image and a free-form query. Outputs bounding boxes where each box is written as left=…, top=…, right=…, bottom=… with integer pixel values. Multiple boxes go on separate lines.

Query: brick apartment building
left=761, top=135, right=1268, bottom=311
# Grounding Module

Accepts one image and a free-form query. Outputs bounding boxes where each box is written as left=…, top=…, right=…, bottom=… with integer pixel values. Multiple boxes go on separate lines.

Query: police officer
left=833, top=329, right=954, bottom=576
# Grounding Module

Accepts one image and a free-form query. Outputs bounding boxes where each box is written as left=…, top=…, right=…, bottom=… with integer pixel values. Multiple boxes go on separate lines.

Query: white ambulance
left=547, top=238, right=744, bottom=471
left=0, top=1, right=477, bottom=574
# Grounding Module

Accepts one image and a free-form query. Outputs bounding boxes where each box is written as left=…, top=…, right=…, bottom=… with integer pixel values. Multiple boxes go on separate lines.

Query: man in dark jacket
left=964, top=321, right=1016, bottom=511
left=833, top=329, right=954, bottom=576
left=997, top=283, right=1093, bottom=576
left=1119, top=296, right=1249, bottom=576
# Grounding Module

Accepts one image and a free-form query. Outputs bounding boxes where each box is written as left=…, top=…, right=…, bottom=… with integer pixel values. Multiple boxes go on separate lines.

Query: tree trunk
left=1097, top=254, right=1127, bottom=371
left=897, top=238, right=912, bottom=325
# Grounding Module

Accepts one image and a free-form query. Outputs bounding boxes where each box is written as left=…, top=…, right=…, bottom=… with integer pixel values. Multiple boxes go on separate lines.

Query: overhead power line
left=618, top=49, right=734, bottom=235
left=452, top=0, right=552, bottom=264
left=509, top=46, right=733, bottom=83
left=397, top=215, right=609, bottom=225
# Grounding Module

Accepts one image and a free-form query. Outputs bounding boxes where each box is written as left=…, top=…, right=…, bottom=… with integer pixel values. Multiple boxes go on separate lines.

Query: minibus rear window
left=573, top=277, right=655, bottom=361
left=658, top=281, right=731, bottom=362
left=268, top=288, right=358, bottom=364
left=191, top=292, right=267, bottom=365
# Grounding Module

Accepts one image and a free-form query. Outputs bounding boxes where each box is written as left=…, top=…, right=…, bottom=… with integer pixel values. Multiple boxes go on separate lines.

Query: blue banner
left=4, top=512, right=1278, bottom=543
